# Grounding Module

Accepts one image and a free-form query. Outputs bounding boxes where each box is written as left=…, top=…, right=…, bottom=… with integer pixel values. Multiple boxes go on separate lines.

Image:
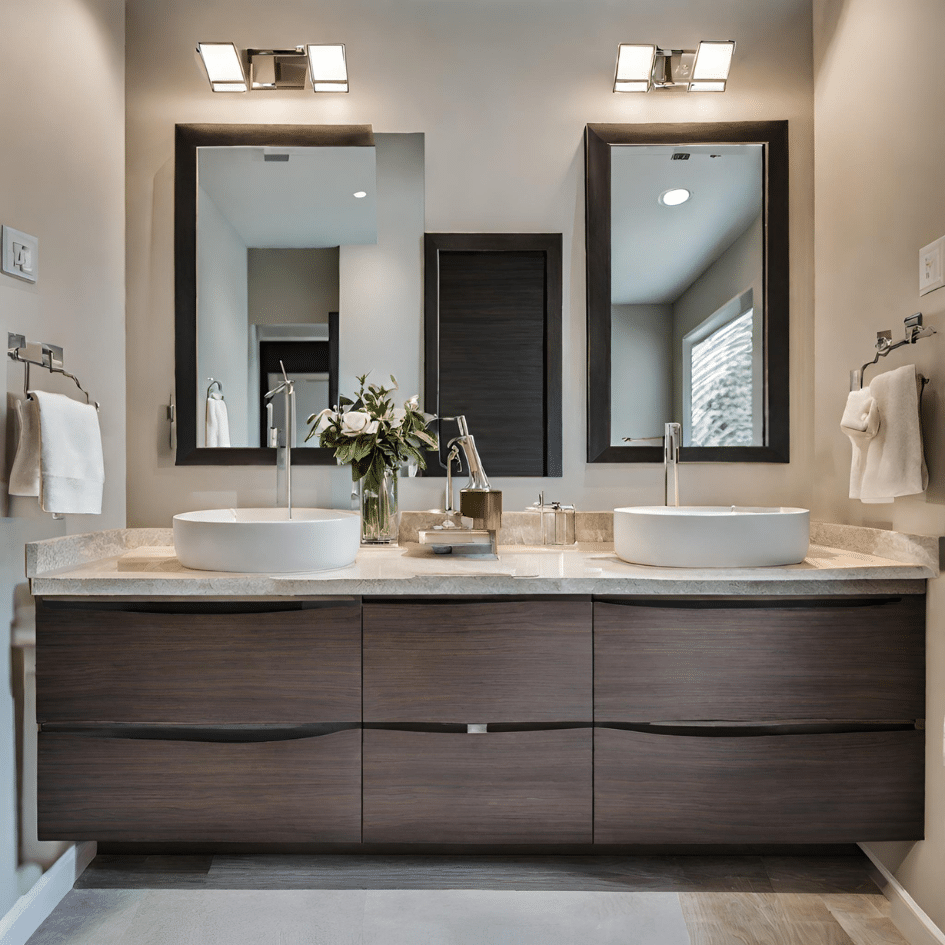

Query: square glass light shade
left=307, top=44, right=348, bottom=92
left=196, top=42, right=247, bottom=92
left=692, top=41, right=735, bottom=81
left=614, top=44, right=656, bottom=91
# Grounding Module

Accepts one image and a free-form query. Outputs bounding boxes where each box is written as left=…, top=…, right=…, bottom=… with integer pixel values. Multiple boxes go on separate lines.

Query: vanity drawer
left=362, top=728, right=592, bottom=843
left=594, top=726, right=924, bottom=844
left=595, top=597, right=925, bottom=722
left=363, top=599, right=592, bottom=722
left=38, top=728, right=361, bottom=842
left=36, top=599, right=361, bottom=724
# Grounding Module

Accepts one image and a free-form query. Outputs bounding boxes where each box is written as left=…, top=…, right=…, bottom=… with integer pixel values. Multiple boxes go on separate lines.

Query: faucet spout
left=664, top=422, right=681, bottom=507
left=264, top=361, right=295, bottom=517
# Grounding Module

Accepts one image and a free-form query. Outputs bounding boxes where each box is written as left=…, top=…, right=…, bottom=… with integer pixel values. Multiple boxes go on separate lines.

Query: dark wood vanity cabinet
left=34, top=592, right=925, bottom=846
left=35, top=599, right=362, bottom=842
left=593, top=596, right=926, bottom=844
left=361, top=598, right=594, bottom=843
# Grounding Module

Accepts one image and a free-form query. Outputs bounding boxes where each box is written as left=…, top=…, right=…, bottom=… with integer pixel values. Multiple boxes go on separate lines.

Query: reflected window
left=683, top=289, right=758, bottom=447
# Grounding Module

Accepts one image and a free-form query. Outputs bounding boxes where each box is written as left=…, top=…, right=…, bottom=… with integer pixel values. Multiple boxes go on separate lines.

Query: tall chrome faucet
left=264, top=361, right=295, bottom=517
left=664, top=422, right=681, bottom=507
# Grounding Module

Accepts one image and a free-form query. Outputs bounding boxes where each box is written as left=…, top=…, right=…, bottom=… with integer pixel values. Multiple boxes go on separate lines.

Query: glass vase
left=359, top=467, right=399, bottom=544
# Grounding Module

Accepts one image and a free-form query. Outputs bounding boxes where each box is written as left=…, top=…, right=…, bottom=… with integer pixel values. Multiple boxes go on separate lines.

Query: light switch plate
left=2, top=225, right=39, bottom=283
left=919, top=236, right=944, bottom=296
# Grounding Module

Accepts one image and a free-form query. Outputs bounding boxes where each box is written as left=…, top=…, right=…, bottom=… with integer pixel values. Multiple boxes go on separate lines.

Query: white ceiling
left=197, top=146, right=378, bottom=248
left=611, top=144, right=763, bottom=305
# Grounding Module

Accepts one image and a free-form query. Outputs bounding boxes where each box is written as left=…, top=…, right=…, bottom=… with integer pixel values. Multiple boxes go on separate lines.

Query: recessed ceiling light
left=353, top=191, right=367, bottom=199
left=659, top=188, right=691, bottom=207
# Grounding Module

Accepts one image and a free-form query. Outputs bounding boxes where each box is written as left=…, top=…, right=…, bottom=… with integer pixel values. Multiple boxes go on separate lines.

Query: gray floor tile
left=362, top=890, right=691, bottom=945
left=27, top=890, right=146, bottom=945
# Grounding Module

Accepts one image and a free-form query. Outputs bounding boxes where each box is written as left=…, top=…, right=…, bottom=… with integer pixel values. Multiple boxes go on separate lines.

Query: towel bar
left=6, top=333, right=99, bottom=409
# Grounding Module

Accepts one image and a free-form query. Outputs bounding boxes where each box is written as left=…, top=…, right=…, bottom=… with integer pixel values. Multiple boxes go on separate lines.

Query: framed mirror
left=585, top=121, right=789, bottom=463
left=174, top=123, right=376, bottom=465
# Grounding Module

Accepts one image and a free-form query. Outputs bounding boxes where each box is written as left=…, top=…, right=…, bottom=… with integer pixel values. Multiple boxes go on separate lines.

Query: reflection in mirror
left=196, top=145, right=376, bottom=447
left=585, top=122, right=789, bottom=464
left=611, top=144, right=763, bottom=448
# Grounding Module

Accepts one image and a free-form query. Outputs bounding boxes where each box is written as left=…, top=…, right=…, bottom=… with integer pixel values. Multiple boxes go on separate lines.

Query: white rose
left=390, top=407, right=407, bottom=428
left=341, top=411, right=373, bottom=436
left=364, top=419, right=379, bottom=435
left=406, top=394, right=420, bottom=409
left=310, top=408, right=336, bottom=434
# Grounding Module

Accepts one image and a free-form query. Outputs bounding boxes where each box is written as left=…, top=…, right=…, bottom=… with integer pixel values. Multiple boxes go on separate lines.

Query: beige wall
left=0, top=0, right=126, bottom=914
left=813, top=0, right=945, bottom=931
left=248, top=248, right=339, bottom=325
left=125, top=0, right=814, bottom=524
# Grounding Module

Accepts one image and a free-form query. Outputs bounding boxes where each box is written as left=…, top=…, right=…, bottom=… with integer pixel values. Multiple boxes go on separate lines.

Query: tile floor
left=27, top=853, right=911, bottom=945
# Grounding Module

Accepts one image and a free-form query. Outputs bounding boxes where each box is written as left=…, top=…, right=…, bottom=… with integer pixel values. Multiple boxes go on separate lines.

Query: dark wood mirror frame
left=174, top=123, right=374, bottom=465
left=585, top=121, right=790, bottom=464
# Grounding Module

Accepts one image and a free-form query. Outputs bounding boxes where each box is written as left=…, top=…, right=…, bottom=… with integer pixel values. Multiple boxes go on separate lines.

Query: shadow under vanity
left=30, top=539, right=927, bottom=850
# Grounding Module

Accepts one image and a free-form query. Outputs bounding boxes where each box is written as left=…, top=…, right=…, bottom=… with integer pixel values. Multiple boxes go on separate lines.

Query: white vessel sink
left=614, top=506, right=810, bottom=568
left=173, top=508, right=360, bottom=573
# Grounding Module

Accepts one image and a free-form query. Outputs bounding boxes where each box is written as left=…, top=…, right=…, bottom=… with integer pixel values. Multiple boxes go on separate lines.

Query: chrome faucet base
left=664, top=421, right=681, bottom=507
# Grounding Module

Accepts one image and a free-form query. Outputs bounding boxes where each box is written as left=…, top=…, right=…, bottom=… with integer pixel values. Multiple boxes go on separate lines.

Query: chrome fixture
left=7, top=332, right=98, bottom=408
left=264, top=361, right=295, bottom=516
left=529, top=492, right=576, bottom=545
left=850, top=312, right=936, bottom=391
left=614, top=41, right=735, bottom=93
left=196, top=43, right=348, bottom=93
left=664, top=422, right=681, bottom=507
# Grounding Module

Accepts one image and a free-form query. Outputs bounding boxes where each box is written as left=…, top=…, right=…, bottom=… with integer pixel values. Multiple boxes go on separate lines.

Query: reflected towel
left=8, top=397, right=41, bottom=497
left=843, top=364, right=927, bottom=504
left=32, top=390, right=104, bottom=515
left=206, top=398, right=230, bottom=448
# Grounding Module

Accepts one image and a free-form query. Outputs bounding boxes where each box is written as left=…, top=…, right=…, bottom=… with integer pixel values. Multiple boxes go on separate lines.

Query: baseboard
left=859, top=843, right=945, bottom=945
left=0, top=841, right=96, bottom=945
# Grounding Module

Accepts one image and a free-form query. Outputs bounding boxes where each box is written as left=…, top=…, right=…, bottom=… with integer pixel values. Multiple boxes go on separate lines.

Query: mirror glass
left=196, top=145, right=377, bottom=448
left=611, top=143, right=762, bottom=448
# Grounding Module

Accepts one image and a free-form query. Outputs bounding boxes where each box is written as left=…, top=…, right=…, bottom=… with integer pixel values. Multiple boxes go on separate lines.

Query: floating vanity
left=26, top=519, right=934, bottom=850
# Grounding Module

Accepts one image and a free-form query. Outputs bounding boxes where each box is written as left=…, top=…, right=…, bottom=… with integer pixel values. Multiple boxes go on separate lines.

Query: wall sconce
left=196, top=42, right=348, bottom=92
left=614, top=41, right=735, bottom=93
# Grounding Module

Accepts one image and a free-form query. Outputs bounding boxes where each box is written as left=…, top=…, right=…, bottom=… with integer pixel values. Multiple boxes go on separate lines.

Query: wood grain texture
left=362, top=728, right=592, bottom=844
left=363, top=599, right=592, bottom=722
left=36, top=599, right=361, bottom=724
left=594, top=728, right=924, bottom=844
left=38, top=729, right=361, bottom=842
left=594, top=598, right=925, bottom=721
left=423, top=233, right=563, bottom=478
left=584, top=121, right=790, bottom=464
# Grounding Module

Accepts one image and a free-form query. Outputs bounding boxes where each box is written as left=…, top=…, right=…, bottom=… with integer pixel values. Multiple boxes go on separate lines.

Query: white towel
left=32, top=390, right=105, bottom=514
left=8, top=397, right=41, bottom=497
left=206, top=398, right=230, bottom=448
left=843, top=364, right=927, bottom=504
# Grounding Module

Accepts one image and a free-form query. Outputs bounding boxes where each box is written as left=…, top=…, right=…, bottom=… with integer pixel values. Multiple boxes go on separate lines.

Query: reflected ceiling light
left=612, top=40, right=735, bottom=92
left=195, top=42, right=349, bottom=92
left=196, top=42, right=248, bottom=92
left=353, top=191, right=367, bottom=198
left=307, top=44, right=348, bottom=93
left=659, top=188, right=691, bottom=207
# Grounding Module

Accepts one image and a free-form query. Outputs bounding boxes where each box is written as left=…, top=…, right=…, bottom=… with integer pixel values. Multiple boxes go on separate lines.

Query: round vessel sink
left=173, top=508, right=360, bottom=573
left=614, top=506, right=810, bottom=568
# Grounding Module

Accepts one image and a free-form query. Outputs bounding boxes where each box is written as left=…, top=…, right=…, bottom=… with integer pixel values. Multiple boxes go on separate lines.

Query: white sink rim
left=613, top=505, right=810, bottom=569
left=173, top=507, right=361, bottom=574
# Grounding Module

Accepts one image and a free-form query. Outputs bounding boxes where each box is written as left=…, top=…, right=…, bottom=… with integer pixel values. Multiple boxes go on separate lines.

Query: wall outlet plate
left=2, top=225, right=39, bottom=283
left=919, top=236, right=944, bottom=297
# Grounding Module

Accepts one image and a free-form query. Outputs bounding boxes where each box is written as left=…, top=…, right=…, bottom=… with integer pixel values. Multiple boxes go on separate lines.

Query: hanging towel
left=206, top=398, right=230, bottom=448
left=8, top=397, right=41, bottom=497
left=841, top=386, right=881, bottom=501
left=843, top=364, right=927, bottom=504
left=32, top=390, right=105, bottom=515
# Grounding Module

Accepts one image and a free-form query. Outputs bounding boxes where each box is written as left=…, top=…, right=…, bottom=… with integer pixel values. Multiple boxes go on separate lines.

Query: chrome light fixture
left=196, top=43, right=348, bottom=92
left=613, top=40, right=735, bottom=92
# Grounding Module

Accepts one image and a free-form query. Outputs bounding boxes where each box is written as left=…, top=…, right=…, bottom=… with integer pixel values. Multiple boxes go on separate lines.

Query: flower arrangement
left=306, top=374, right=438, bottom=540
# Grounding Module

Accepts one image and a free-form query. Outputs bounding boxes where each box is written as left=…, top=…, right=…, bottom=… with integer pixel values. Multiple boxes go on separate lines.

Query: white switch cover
left=1, top=226, right=39, bottom=283
left=919, top=236, right=944, bottom=296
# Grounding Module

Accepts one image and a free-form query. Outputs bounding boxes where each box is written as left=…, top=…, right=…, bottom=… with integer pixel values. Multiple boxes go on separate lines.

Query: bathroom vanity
left=27, top=524, right=933, bottom=850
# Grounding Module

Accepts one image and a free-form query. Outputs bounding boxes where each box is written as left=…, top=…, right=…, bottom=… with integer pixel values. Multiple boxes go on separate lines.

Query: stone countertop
left=25, top=521, right=937, bottom=598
